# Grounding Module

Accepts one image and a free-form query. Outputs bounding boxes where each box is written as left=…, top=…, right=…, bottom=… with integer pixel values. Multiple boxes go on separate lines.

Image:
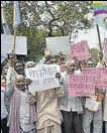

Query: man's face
left=67, top=63, right=76, bottom=73
left=15, top=62, right=24, bottom=74
left=50, top=57, right=58, bottom=64
left=16, top=76, right=25, bottom=91
left=87, top=61, right=94, bottom=68
left=80, top=61, right=87, bottom=69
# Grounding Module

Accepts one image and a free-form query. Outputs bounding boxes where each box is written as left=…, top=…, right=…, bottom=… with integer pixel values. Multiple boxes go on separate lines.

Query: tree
left=2, top=1, right=92, bottom=35
left=1, top=1, right=93, bottom=61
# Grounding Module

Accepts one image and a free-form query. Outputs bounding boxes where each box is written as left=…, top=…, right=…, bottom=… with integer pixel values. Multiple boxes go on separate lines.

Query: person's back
left=36, top=87, right=64, bottom=133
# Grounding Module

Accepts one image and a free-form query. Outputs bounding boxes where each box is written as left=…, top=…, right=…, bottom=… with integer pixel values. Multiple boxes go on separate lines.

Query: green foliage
left=2, top=1, right=93, bottom=61
left=16, top=25, right=47, bottom=61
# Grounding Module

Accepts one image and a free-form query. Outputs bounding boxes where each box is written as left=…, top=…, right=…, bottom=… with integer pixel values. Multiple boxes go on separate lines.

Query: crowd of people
left=1, top=50, right=107, bottom=133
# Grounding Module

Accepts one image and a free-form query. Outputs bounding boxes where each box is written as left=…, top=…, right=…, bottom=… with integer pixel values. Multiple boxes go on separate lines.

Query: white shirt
left=20, top=91, right=35, bottom=132
left=60, top=71, right=83, bottom=114
left=1, top=87, right=8, bottom=120
left=75, top=69, right=82, bottom=75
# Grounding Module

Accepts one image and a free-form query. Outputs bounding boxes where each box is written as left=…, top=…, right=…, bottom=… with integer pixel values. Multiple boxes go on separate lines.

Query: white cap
left=66, top=60, right=75, bottom=66
left=26, top=61, right=35, bottom=68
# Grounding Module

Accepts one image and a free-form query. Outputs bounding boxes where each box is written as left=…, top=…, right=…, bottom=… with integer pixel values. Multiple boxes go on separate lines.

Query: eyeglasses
left=88, top=63, right=93, bottom=65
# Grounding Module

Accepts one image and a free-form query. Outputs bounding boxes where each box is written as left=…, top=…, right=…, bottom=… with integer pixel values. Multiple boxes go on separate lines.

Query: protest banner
left=95, top=68, right=107, bottom=88
left=83, top=68, right=107, bottom=88
left=46, top=36, right=70, bottom=55
left=25, top=64, right=60, bottom=92
left=68, top=41, right=89, bottom=60
left=68, top=75, right=96, bottom=96
left=1, top=34, right=27, bottom=63
left=82, top=68, right=97, bottom=76
left=68, top=68, right=107, bottom=96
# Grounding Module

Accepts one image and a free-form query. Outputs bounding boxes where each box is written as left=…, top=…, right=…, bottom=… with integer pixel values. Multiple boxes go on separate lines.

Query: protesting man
left=25, top=60, right=64, bottom=133
left=60, top=60, right=83, bottom=133
left=83, top=59, right=104, bottom=133
left=5, top=58, right=37, bottom=133
left=6, top=57, right=25, bottom=113
left=6, top=74, right=37, bottom=133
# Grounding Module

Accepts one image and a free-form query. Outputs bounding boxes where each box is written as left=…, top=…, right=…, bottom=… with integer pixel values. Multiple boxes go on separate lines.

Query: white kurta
left=20, top=91, right=35, bottom=132
left=1, top=87, right=8, bottom=120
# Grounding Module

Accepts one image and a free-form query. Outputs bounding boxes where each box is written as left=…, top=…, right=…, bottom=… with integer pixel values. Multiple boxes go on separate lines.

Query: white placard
left=85, top=98, right=101, bottom=112
left=46, top=36, right=70, bottom=54
left=25, top=64, right=60, bottom=92
left=1, top=34, right=27, bottom=62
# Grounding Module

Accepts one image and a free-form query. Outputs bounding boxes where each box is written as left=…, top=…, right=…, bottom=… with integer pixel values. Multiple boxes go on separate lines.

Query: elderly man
left=25, top=60, right=64, bottom=133
left=5, top=58, right=37, bottom=133
left=60, top=60, right=83, bottom=133
left=6, top=58, right=25, bottom=113
left=7, top=74, right=37, bottom=133
left=82, top=59, right=104, bottom=133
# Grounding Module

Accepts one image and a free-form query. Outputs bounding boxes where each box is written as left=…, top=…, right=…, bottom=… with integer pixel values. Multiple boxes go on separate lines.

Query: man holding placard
left=60, top=60, right=83, bottom=133
left=83, top=59, right=104, bottom=133
left=25, top=61, right=64, bottom=133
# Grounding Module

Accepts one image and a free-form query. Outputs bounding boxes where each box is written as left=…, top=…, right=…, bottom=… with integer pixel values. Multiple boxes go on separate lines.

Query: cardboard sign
left=68, top=75, right=96, bottom=96
left=68, top=41, right=89, bottom=60
left=83, top=68, right=107, bottom=88
left=1, top=55, right=7, bottom=63
left=68, top=68, right=107, bottom=96
left=82, top=68, right=97, bottom=76
left=85, top=98, right=101, bottom=112
left=25, top=64, right=60, bottom=92
left=46, top=36, right=70, bottom=54
left=1, top=34, right=27, bottom=63
left=95, top=68, right=107, bottom=88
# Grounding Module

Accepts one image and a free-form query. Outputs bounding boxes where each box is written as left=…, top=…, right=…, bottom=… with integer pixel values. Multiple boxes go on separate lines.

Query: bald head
left=16, top=75, right=25, bottom=84
left=16, top=75, right=26, bottom=91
